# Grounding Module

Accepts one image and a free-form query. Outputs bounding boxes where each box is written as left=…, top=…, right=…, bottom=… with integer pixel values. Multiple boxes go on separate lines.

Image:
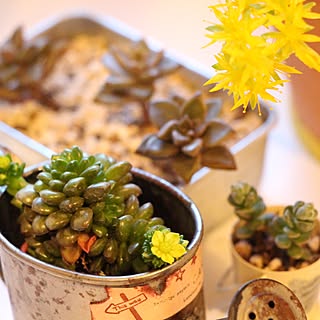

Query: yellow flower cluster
left=151, top=230, right=188, bottom=264
left=205, top=0, right=320, bottom=115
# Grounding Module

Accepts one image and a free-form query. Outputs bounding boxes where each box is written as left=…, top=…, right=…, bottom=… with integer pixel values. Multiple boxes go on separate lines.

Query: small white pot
left=227, top=236, right=320, bottom=314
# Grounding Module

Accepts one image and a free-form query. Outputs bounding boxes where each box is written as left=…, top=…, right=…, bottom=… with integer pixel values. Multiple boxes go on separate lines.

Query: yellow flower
left=0, top=155, right=11, bottom=170
left=151, top=230, right=187, bottom=264
left=205, top=0, right=320, bottom=114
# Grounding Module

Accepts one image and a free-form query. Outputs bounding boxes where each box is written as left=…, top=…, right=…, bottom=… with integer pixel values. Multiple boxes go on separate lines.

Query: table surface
left=1, top=1, right=320, bottom=319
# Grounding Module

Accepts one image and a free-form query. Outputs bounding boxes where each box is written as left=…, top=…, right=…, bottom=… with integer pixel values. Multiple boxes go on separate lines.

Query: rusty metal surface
left=226, top=279, right=307, bottom=320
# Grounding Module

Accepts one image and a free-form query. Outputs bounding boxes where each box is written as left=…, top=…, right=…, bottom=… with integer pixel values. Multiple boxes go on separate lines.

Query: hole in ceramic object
left=248, top=312, right=256, bottom=319
left=268, top=300, right=275, bottom=309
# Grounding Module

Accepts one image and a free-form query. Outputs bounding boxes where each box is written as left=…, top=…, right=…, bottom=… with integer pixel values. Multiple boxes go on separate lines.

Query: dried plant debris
left=0, top=26, right=68, bottom=109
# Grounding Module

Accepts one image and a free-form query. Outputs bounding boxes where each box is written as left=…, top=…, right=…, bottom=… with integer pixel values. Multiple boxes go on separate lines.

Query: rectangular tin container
left=0, top=13, right=276, bottom=231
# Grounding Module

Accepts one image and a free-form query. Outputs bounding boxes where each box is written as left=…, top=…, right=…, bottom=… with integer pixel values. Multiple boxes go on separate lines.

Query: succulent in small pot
left=226, top=181, right=320, bottom=313
left=0, top=146, right=204, bottom=320
left=95, top=39, right=180, bottom=124
left=0, top=26, right=67, bottom=110
left=136, top=91, right=237, bottom=184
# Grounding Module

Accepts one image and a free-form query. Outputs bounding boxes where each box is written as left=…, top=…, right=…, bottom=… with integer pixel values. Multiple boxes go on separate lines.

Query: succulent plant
left=0, top=26, right=67, bottom=109
left=228, top=181, right=319, bottom=261
left=0, top=146, right=188, bottom=276
left=136, top=92, right=237, bottom=183
left=0, top=152, right=26, bottom=197
left=95, top=39, right=180, bottom=123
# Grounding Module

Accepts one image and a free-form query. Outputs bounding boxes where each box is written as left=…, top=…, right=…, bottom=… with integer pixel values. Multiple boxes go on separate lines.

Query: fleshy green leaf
left=201, top=146, right=236, bottom=169
left=136, top=135, right=179, bottom=159
left=202, top=120, right=235, bottom=148
left=205, top=98, right=223, bottom=120
left=181, top=138, right=203, bottom=157
left=149, top=101, right=180, bottom=128
left=171, top=154, right=201, bottom=183
left=181, top=92, right=206, bottom=121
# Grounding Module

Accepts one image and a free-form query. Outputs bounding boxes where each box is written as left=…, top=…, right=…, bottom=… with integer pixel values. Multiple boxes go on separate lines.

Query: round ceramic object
left=227, top=278, right=307, bottom=320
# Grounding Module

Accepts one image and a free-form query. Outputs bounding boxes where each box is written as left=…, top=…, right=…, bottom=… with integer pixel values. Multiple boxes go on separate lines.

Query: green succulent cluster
left=1, top=146, right=188, bottom=275
left=95, top=39, right=180, bottom=122
left=137, top=92, right=236, bottom=183
left=0, top=153, right=27, bottom=197
left=228, top=181, right=319, bottom=261
left=0, top=26, right=67, bottom=109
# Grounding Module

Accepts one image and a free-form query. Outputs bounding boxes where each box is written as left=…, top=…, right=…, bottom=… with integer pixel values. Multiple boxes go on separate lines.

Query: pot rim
left=0, top=162, right=203, bottom=286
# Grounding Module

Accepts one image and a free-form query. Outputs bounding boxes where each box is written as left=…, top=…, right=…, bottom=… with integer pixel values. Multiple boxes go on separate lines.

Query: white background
left=0, top=1, right=320, bottom=319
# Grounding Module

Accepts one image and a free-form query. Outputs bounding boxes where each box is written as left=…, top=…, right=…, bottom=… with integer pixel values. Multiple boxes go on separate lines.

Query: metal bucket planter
left=0, top=164, right=204, bottom=320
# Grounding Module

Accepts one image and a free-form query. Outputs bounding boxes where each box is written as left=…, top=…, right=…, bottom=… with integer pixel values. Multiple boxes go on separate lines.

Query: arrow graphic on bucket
left=105, top=292, right=147, bottom=319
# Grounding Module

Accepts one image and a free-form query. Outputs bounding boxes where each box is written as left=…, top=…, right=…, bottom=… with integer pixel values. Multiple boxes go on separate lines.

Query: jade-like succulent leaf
left=110, top=43, right=152, bottom=75
left=149, top=100, right=180, bottom=128
left=292, top=232, right=311, bottom=244
left=202, top=120, right=235, bottom=148
left=96, top=75, right=153, bottom=103
left=235, top=225, right=255, bottom=239
left=181, top=92, right=206, bottom=121
left=205, top=98, right=223, bottom=121
left=96, top=39, right=180, bottom=120
left=295, top=220, right=316, bottom=233
left=136, top=135, right=179, bottom=159
left=296, top=202, right=318, bottom=221
left=274, top=234, right=291, bottom=249
left=171, top=154, right=201, bottom=183
left=181, top=138, right=203, bottom=157
left=282, top=226, right=300, bottom=239
left=171, top=129, right=191, bottom=146
left=193, top=122, right=208, bottom=137
left=157, top=120, right=180, bottom=141
left=283, top=207, right=295, bottom=228
left=201, top=146, right=236, bottom=169
left=287, top=245, right=304, bottom=260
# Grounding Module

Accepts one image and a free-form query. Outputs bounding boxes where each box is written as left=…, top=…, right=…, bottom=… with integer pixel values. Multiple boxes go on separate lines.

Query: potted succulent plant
left=226, top=181, right=320, bottom=314
left=0, top=146, right=205, bottom=320
left=0, top=26, right=67, bottom=109
left=136, top=91, right=237, bottom=184
left=95, top=38, right=181, bottom=124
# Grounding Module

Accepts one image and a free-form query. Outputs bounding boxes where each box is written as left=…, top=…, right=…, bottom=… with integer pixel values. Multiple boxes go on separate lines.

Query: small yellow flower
left=0, top=155, right=11, bottom=170
left=205, top=0, right=320, bottom=114
left=151, top=230, right=187, bottom=264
